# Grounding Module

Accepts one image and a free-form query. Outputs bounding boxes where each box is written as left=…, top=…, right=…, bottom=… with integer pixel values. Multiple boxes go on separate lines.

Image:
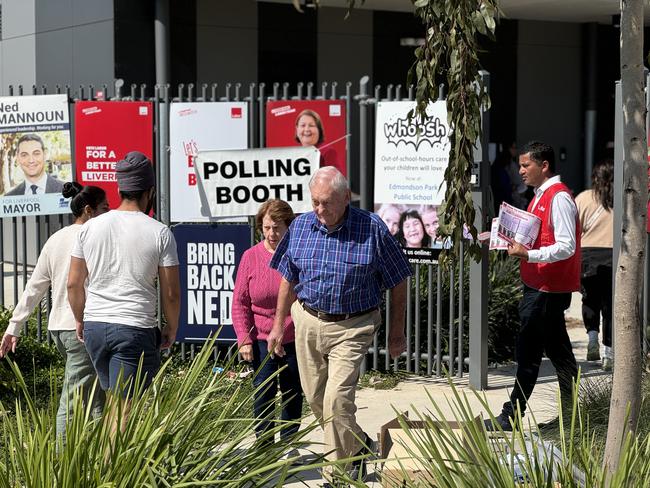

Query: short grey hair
left=309, top=166, right=349, bottom=194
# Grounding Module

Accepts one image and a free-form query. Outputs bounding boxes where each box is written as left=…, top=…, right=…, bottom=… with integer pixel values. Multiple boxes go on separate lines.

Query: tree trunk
left=603, top=0, right=646, bottom=475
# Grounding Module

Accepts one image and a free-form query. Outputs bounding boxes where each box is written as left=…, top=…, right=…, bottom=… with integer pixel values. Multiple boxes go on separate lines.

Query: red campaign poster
left=75, top=101, right=154, bottom=209
left=265, top=100, right=347, bottom=176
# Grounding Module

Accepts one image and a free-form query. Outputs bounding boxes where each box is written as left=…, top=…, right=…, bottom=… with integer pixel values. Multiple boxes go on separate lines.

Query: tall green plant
left=0, top=337, right=324, bottom=487
left=369, top=382, right=650, bottom=487
left=407, top=0, right=498, bottom=263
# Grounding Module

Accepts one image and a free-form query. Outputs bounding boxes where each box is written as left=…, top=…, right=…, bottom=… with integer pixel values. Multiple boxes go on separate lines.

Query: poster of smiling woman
left=265, top=100, right=348, bottom=177
left=373, top=100, right=451, bottom=263
left=0, top=95, right=72, bottom=217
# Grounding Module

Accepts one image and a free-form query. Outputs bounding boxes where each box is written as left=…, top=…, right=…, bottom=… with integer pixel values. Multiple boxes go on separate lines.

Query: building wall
left=516, top=20, right=584, bottom=193
left=0, top=0, right=37, bottom=93
left=196, top=0, right=258, bottom=88
left=317, top=7, right=373, bottom=88
left=34, top=0, right=114, bottom=89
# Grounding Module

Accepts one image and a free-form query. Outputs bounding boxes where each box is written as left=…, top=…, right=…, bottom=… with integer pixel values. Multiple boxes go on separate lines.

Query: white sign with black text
left=194, top=146, right=319, bottom=218
left=374, top=100, right=450, bottom=206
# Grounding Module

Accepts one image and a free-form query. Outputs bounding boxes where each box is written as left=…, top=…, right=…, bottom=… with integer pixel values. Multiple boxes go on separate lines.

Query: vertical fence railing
left=354, top=82, right=480, bottom=379
left=0, top=78, right=488, bottom=384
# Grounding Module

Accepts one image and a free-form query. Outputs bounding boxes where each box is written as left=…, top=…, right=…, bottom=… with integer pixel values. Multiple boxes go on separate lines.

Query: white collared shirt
left=22, top=173, right=48, bottom=195
left=527, top=175, right=577, bottom=264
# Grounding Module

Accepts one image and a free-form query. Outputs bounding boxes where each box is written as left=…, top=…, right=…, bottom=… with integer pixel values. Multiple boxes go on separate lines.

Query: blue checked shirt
left=270, top=205, right=412, bottom=314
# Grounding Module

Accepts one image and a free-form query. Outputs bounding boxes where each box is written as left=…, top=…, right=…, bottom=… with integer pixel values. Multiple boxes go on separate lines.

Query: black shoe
left=322, top=482, right=347, bottom=488
left=349, top=432, right=375, bottom=481
left=484, top=413, right=514, bottom=432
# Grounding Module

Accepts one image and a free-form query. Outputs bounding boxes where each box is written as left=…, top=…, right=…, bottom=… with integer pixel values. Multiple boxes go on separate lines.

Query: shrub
left=0, top=307, right=64, bottom=408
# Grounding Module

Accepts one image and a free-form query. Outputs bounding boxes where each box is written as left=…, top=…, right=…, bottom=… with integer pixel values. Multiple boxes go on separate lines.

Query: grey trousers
left=51, top=330, right=105, bottom=439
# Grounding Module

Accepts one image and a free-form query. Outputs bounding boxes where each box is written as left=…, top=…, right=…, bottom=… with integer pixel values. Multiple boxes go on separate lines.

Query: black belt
left=299, top=301, right=376, bottom=322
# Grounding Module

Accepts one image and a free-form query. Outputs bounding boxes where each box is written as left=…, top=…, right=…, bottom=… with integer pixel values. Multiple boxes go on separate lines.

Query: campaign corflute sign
left=169, top=102, right=248, bottom=222
left=0, top=95, right=72, bottom=217
left=75, top=101, right=154, bottom=209
left=173, top=224, right=250, bottom=343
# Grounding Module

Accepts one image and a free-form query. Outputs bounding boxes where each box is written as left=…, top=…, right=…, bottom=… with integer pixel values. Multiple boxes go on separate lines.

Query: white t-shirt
left=71, top=210, right=179, bottom=328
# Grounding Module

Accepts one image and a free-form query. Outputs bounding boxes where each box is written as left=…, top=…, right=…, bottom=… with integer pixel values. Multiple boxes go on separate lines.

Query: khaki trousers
left=292, top=300, right=379, bottom=464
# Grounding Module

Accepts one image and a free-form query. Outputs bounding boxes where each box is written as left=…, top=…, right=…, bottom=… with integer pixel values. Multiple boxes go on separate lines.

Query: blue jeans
left=251, top=340, right=303, bottom=442
left=83, top=321, right=161, bottom=398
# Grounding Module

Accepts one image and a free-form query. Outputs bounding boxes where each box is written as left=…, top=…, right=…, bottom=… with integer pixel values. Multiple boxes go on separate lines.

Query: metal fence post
left=358, top=76, right=370, bottom=210
left=468, top=70, right=490, bottom=390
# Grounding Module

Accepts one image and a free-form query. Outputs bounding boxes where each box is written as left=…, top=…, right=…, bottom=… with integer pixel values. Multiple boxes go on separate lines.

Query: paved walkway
left=280, top=312, right=609, bottom=488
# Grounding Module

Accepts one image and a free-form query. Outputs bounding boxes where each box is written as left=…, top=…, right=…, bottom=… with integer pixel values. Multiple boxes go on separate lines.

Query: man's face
left=421, top=209, right=439, bottom=239
left=311, top=179, right=350, bottom=228
left=519, top=152, right=547, bottom=188
left=17, top=140, right=46, bottom=181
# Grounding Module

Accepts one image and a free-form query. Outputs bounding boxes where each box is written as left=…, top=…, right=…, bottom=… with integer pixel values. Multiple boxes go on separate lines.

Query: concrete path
left=280, top=318, right=609, bottom=488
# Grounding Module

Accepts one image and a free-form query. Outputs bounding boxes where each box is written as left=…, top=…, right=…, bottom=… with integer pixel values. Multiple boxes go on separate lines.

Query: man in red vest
left=486, top=141, right=580, bottom=431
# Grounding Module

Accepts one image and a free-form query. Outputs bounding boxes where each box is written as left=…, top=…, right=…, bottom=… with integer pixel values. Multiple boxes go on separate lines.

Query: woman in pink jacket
left=232, top=199, right=302, bottom=447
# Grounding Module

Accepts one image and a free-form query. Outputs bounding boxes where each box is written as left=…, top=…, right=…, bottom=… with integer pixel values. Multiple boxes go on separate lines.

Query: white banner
left=373, top=100, right=450, bottom=206
left=194, top=146, right=319, bottom=218
left=0, top=94, right=72, bottom=217
left=169, top=102, right=248, bottom=222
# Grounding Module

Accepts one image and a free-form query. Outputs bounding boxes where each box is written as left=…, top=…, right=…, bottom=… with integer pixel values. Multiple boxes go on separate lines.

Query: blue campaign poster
left=172, top=224, right=251, bottom=343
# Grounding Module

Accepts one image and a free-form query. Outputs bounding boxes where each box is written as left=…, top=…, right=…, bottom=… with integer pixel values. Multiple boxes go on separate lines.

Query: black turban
left=116, top=151, right=155, bottom=192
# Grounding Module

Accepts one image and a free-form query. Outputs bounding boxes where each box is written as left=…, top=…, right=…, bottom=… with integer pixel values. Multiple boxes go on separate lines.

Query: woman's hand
left=0, top=333, right=19, bottom=358
left=239, top=344, right=253, bottom=362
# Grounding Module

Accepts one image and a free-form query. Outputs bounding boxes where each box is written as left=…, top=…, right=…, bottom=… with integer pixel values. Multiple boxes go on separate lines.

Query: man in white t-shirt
left=67, top=151, right=180, bottom=398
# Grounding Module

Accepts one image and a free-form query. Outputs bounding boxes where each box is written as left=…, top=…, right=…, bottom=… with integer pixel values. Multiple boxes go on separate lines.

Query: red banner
left=265, top=100, right=347, bottom=176
left=75, top=101, right=153, bottom=209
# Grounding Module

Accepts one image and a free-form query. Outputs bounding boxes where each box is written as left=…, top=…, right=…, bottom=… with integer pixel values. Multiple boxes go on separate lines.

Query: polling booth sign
left=173, top=224, right=250, bottom=343
left=169, top=102, right=248, bottom=222
left=373, top=100, right=451, bottom=263
left=0, top=94, right=72, bottom=217
left=75, top=101, right=154, bottom=209
left=193, top=146, right=319, bottom=218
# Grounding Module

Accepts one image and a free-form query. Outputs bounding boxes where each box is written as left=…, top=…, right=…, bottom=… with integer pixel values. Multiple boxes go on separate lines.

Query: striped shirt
left=270, top=205, right=412, bottom=314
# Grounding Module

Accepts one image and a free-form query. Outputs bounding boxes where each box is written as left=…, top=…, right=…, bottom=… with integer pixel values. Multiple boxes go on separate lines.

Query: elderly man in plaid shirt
left=269, top=166, right=411, bottom=485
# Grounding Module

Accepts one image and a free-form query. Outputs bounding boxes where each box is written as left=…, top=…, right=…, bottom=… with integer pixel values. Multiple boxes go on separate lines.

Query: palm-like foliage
left=365, top=382, right=650, bottom=487
left=0, top=337, right=322, bottom=488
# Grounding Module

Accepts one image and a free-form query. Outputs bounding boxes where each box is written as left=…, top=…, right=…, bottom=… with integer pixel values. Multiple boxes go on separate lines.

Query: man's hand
left=159, top=266, right=180, bottom=350
left=388, top=331, right=406, bottom=360
left=239, top=344, right=253, bottom=362
left=507, top=241, right=529, bottom=260
left=160, top=326, right=177, bottom=349
left=266, top=325, right=285, bottom=358
left=75, top=321, right=84, bottom=343
left=0, top=333, right=19, bottom=357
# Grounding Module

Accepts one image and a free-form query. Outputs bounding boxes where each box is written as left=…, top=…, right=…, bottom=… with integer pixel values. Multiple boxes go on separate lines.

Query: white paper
left=495, top=202, right=541, bottom=250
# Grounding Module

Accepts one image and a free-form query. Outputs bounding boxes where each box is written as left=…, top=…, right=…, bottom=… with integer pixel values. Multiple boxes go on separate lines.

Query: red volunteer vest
left=520, top=182, right=581, bottom=293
